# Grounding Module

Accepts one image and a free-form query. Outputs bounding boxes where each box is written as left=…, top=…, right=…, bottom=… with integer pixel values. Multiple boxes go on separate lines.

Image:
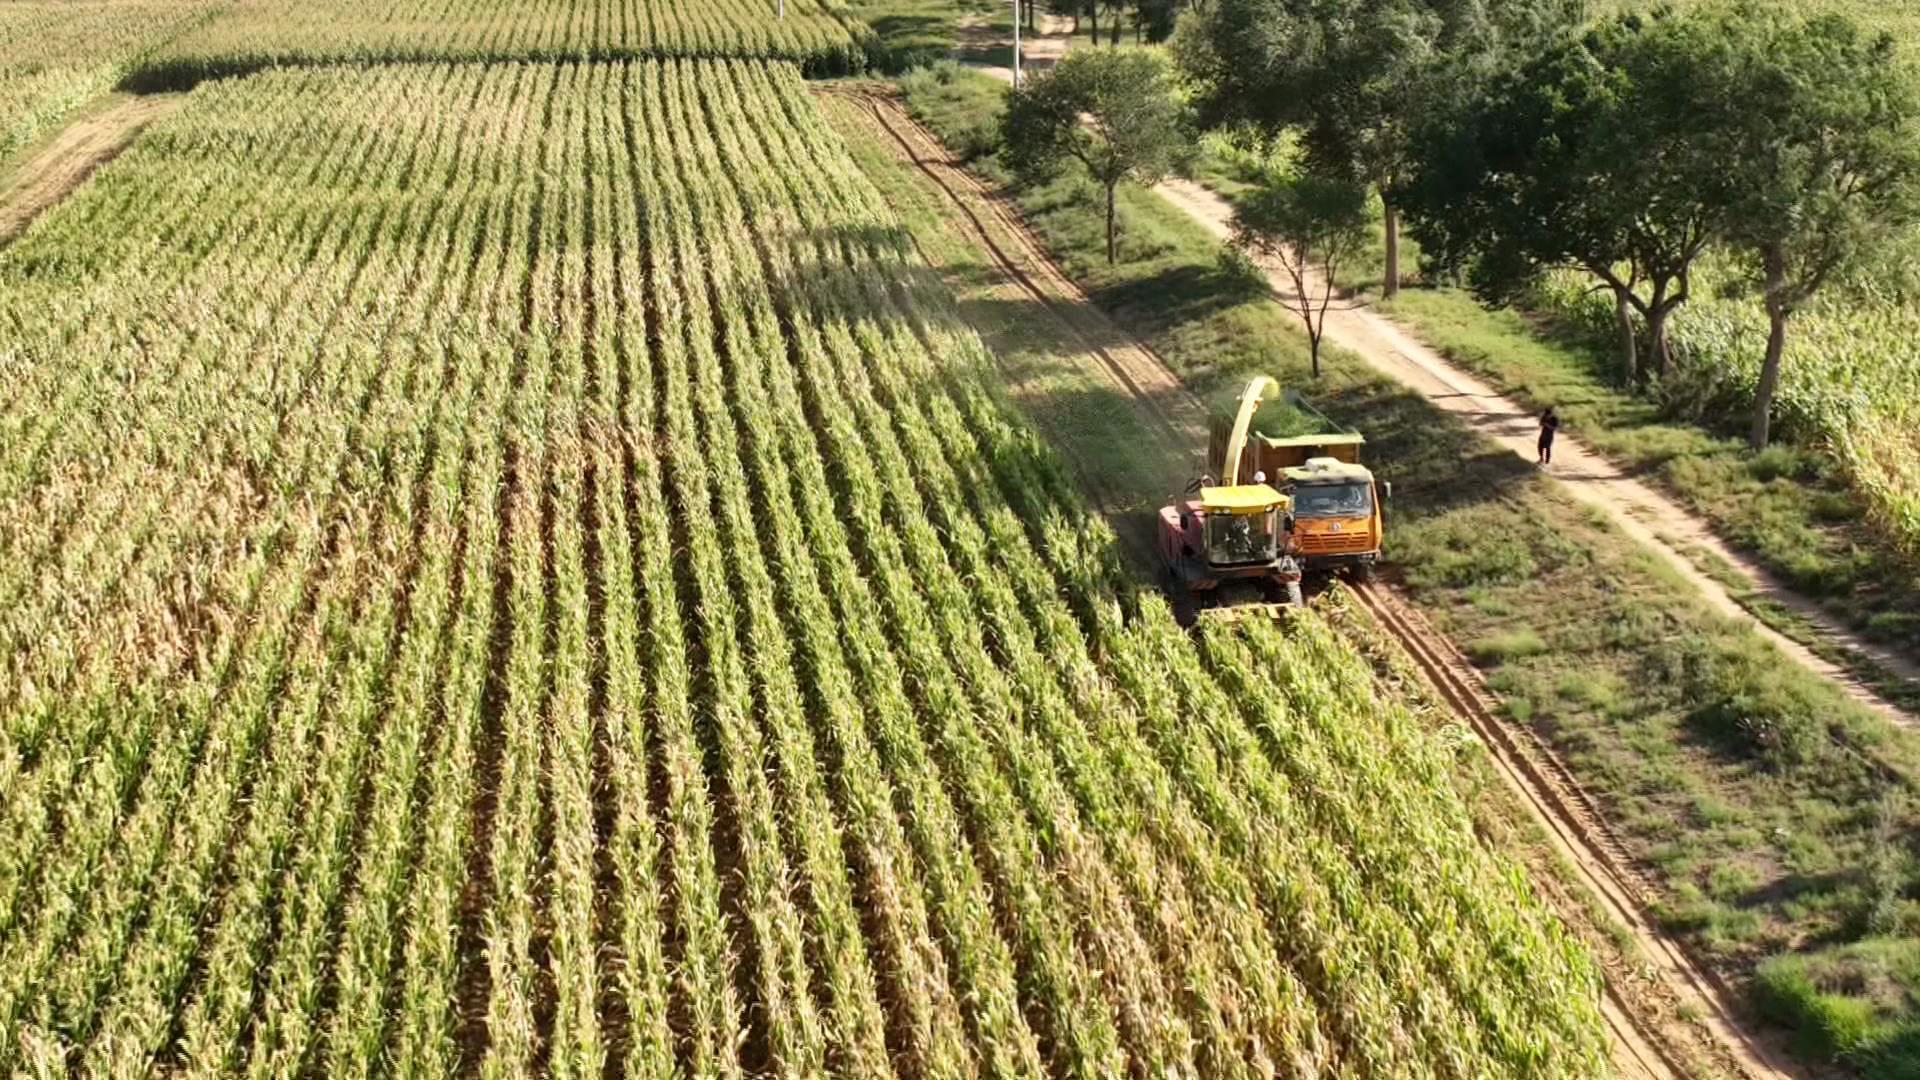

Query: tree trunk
left=1105, top=182, right=1117, bottom=264
left=1612, top=285, right=1638, bottom=386
left=1751, top=255, right=1789, bottom=449
left=1086, top=1, right=1096, bottom=45
left=1309, top=330, right=1322, bottom=378
left=1108, top=6, right=1120, bottom=44
left=1646, top=305, right=1673, bottom=379
left=1381, top=196, right=1400, bottom=299
left=1750, top=304, right=1787, bottom=450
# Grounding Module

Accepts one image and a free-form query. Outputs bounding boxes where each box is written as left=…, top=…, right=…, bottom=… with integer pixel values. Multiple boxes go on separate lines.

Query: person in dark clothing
left=1538, top=406, right=1559, bottom=465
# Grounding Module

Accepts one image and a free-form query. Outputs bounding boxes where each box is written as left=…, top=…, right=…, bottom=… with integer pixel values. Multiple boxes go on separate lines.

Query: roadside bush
left=1215, top=243, right=1268, bottom=298
left=1677, top=638, right=1827, bottom=769
left=1754, top=943, right=1920, bottom=1072
left=1466, top=629, right=1548, bottom=666
left=899, top=61, right=1001, bottom=161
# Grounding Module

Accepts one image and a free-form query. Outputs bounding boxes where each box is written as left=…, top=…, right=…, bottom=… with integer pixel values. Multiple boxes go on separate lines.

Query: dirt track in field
left=830, top=84, right=1798, bottom=1080
left=0, top=93, right=182, bottom=245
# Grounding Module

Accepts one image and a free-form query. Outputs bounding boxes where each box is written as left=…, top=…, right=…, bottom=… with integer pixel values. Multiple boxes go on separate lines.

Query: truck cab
left=1282, top=456, right=1384, bottom=576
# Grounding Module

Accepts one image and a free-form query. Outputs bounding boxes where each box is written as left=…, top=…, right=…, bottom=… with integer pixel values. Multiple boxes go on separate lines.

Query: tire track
left=822, top=85, right=1205, bottom=457
left=0, top=92, right=183, bottom=245
left=1348, top=579, right=1798, bottom=1080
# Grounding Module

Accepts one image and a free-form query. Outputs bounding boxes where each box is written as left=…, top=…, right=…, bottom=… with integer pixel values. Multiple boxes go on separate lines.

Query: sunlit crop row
left=130, top=0, right=866, bottom=87
left=0, top=58, right=1606, bottom=1076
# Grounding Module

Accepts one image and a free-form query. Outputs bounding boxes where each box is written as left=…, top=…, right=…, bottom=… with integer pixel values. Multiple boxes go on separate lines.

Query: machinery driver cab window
left=1206, top=509, right=1278, bottom=565
left=1291, top=482, right=1372, bottom=517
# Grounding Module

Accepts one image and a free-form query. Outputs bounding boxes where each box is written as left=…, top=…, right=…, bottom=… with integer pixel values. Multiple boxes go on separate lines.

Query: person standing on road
left=1538, top=406, right=1560, bottom=465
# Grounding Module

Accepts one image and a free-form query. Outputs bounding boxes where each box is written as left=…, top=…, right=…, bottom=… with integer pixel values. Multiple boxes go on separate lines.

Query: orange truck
left=1207, top=380, right=1389, bottom=583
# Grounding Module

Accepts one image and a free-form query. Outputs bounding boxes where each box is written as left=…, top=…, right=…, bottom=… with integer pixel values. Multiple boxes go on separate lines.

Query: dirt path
left=953, top=11, right=1077, bottom=74
left=1152, top=176, right=1920, bottom=726
left=0, top=93, right=182, bottom=245
left=840, top=86, right=1793, bottom=1080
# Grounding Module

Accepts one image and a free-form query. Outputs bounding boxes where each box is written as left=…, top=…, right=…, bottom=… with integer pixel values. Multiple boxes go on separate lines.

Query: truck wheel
left=1355, top=561, right=1377, bottom=584
left=1286, top=581, right=1304, bottom=606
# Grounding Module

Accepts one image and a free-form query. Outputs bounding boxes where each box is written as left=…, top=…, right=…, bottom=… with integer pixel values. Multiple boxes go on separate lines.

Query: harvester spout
left=1222, top=375, right=1278, bottom=486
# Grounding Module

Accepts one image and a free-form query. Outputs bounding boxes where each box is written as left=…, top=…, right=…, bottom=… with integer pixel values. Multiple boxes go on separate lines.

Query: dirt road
left=836, top=85, right=1797, bottom=1080
left=0, top=93, right=181, bottom=245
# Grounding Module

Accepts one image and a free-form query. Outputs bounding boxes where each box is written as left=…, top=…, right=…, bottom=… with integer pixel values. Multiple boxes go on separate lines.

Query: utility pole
left=1012, top=0, right=1022, bottom=87
left=779, top=0, right=785, bottom=18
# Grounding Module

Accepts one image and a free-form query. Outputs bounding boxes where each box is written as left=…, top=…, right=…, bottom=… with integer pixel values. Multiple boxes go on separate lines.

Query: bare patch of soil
left=0, top=93, right=183, bottom=244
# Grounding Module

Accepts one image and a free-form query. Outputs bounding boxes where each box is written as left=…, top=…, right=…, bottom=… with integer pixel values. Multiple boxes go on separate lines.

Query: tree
left=1720, top=12, right=1920, bottom=449
left=1175, top=0, right=1578, bottom=299
left=1231, top=173, right=1371, bottom=377
left=1001, top=48, right=1186, bottom=264
left=1135, top=0, right=1177, bottom=43
left=1403, top=11, right=1752, bottom=385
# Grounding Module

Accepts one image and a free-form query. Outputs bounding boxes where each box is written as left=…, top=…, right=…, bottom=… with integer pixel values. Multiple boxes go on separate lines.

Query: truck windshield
left=1292, top=482, right=1372, bottom=517
left=1205, top=511, right=1278, bottom=565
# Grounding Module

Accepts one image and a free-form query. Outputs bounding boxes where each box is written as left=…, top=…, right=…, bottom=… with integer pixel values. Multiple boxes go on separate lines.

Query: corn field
left=0, top=58, right=1606, bottom=1077
left=0, top=0, right=214, bottom=158
left=1, top=0, right=864, bottom=167
left=133, top=0, right=870, bottom=86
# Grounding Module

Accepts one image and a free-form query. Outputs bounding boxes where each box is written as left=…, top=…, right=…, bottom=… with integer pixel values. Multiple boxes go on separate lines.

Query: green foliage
left=1001, top=47, right=1187, bottom=262
left=1232, top=173, right=1371, bottom=260
left=1406, top=6, right=1767, bottom=386
left=1756, top=942, right=1920, bottom=1073
left=1466, top=629, right=1550, bottom=665
left=1176, top=0, right=1574, bottom=178
left=1231, top=171, right=1372, bottom=373
left=1175, top=0, right=1579, bottom=292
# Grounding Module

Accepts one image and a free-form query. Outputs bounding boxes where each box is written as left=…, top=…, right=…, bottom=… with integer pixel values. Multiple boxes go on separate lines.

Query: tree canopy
left=1174, top=0, right=1580, bottom=296
left=1402, top=9, right=1758, bottom=383
left=1717, top=11, right=1920, bottom=447
left=1001, top=48, right=1187, bottom=263
left=1231, top=172, right=1372, bottom=377
left=1404, top=5, right=1920, bottom=413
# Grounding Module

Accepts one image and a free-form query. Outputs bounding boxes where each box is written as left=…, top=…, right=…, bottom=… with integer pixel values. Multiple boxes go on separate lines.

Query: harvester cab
left=1157, top=377, right=1305, bottom=619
